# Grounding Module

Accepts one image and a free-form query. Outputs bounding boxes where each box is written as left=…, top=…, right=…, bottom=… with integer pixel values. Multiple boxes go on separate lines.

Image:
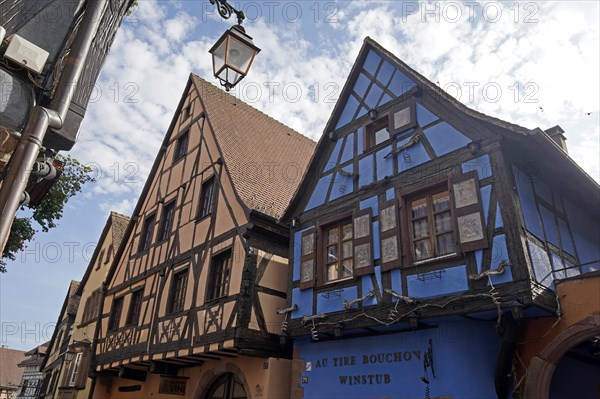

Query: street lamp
left=208, top=0, right=261, bottom=91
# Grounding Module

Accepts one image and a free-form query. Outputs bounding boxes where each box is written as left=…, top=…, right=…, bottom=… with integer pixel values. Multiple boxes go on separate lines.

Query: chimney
left=544, top=125, right=568, bottom=154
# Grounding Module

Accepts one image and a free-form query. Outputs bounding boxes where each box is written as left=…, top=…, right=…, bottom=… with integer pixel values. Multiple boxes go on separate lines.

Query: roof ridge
left=110, top=211, right=131, bottom=220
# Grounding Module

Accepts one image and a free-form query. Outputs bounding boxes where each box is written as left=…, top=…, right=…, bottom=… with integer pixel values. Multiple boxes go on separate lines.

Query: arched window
left=205, top=373, right=247, bottom=399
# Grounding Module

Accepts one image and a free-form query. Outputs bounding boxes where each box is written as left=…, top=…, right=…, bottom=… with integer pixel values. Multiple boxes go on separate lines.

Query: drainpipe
left=0, top=0, right=108, bottom=253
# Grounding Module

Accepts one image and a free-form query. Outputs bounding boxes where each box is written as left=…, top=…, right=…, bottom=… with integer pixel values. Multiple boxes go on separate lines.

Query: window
left=20, top=380, right=29, bottom=395
left=398, top=172, right=488, bottom=266
left=182, top=104, right=192, bottom=120
left=365, top=103, right=416, bottom=150
left=82, top=290, right=101, bottom=324
left=206, top=373, right=247, bottom=399
left=206, top=250, right=232, bottom=301
left=126, top=289, right=144, bottom=325
left=173, top=130, right=189, bottom=162
left=366, top=116, right=390, bottom=149
left=138, top=214, right=155, bottom=252
left=168, top=270, right=188, bottom=313
left=324, top=221, right=354, bottom=283
left=198, top=176, right=215, bottom=219
left=409, top=188, right=456, bottom=261
left=107, top=296, right=124, bottom=331
left=158, top=201, right=176, bottom=241
left=300, top=210, right=374, bottom=289
left=69, top=352, right=83, bottom=386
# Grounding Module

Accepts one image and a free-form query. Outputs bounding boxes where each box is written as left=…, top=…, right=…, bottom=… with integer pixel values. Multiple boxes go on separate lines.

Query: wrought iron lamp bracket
left=210, top=0, right=246, bottom=24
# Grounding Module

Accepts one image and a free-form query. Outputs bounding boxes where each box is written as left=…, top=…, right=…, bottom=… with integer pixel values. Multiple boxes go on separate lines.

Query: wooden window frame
left=321, top=219, right=354, bottom=284
left=197, top=176, right=216, bottom=220
left=398, top=172, right=488, bottom=267
left=365, top=115, right=391, bottom=151
left=158, top=200, right=176, bottom=242
left=181, top=104, right=192, bottom=121
left=138, top=213, right=156, bottom=253
left=126, top=288, right=144, bottom=326
left=299, top=228, right=317, bottom=289
left=173, top=130, right=189, bottom=163
left=107, top=296, right=124, bottom=331
left=399, top=180, right=458, bottom=266
left=379, top=198, right=402, bottom=271
left=168, top=269, right=189, bottom=313
left=81, top=289, right=100, bottom=325
left=364, top=101, right=416, bottom=152
left=315, top=210, right=355, bottom=287
left=206, top=249, right=233, bottom=301
left=68, top=352, right=83, bottom=386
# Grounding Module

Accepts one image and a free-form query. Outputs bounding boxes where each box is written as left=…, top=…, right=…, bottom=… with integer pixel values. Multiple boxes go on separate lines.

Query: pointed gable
left=285, top=37, right=516, bottom=217
left=334, top=47, right=416, bottom=130
left=191, top=76, right=316, bottom=219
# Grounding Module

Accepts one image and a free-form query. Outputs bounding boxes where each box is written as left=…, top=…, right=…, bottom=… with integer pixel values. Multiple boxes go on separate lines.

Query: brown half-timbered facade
left=47, top=212, right=129, bottom=399
left=92, top=74, right=315, bottom=399
left=39, top=281, right=80, bottom=399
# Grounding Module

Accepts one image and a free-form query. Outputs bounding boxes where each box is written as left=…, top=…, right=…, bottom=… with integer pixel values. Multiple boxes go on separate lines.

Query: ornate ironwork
left=210, top=0, right=245, bottom=24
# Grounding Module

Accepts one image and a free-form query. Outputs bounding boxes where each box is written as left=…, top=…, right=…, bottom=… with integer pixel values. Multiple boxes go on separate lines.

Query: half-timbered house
left=47, top=212, right=129, bottom=399
left=283, top=37, right=600, bottom=399
left=40, top=281, right=80, bottom=399
left=92, top=74, right=315, bottom=398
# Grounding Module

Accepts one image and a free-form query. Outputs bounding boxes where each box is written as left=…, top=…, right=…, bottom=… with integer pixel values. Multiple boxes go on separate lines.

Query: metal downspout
left=0, top=0, right=109, bottom=252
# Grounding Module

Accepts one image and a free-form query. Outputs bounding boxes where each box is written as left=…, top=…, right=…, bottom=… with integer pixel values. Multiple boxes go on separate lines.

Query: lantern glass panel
left=211, top=38, right=227, bottom=75
left=227, top=35, right=255, bottom=74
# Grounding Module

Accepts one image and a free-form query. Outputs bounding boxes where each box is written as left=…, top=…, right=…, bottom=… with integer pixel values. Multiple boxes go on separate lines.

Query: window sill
left=411, top=252, right=459, bottom=266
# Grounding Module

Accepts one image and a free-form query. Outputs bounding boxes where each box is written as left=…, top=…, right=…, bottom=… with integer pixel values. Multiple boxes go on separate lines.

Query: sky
left=1, top=0, right=598, bottom=351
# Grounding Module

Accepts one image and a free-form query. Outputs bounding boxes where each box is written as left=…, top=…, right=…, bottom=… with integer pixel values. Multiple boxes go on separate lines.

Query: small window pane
left=327, top=246, right=338, bottom=263
left=411, top=198, right=428, bottom=218
left=174, top=131, right=189, bottom=162
left=412, top=218, right=429, bottom=239
left=198, top=177, right=215, bottom=219
left=434, top=211, right=452, bottom=233
left=327, top=264, right=338, bottom=281
left=432, top=192, right=450, bottom=212
left=342, top=224, right=353, bottom=240
left=414, top=239, right=432, bottom=260
left=437, top=233, right=455, bottom=255
left=327, top=228, right=339, bottom=245
left=342, top=260, right=353, bottom=278
left=342, top=241, right=353, bottom=258
left=374, top=126, right=389, bottom=145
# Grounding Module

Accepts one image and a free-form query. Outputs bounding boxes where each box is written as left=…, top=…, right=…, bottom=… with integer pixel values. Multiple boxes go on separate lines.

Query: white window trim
left=69, top=352, right=83, bottom=386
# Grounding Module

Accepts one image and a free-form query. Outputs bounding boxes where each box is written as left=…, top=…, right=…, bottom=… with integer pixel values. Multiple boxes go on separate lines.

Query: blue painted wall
left=407, top=265, right=468, bottom=298
left=305, top=47, right=479, bottom=213
left=295, top=320, right=499, bottom=399
left=514, top=165, right=600, bottom=284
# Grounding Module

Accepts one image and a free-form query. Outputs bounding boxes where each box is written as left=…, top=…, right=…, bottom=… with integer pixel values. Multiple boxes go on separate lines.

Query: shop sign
left=158, top=376, right=187, bottom=395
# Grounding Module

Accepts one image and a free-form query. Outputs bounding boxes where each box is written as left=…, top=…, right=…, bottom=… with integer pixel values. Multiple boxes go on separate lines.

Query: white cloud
left=74, top=0, right=599, bottom=217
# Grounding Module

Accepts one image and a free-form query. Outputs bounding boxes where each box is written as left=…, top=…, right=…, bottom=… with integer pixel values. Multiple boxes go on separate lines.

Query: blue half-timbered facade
left=283, top=38, right=600, bottom=399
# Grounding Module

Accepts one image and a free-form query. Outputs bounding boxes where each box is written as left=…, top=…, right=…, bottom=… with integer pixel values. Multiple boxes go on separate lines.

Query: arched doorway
left=205, top=373, right=248, bottom=399
left=524, top=314, right=600, bottom=398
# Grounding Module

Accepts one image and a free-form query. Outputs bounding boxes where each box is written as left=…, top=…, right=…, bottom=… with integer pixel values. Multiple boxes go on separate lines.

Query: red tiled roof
left=191, top=75, right=316, bottom=220
left=110, top=211, right=130, bottom=248
left=66, top=280, right=80, bottom=316
left=0, top=347, right=26, bottom=388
